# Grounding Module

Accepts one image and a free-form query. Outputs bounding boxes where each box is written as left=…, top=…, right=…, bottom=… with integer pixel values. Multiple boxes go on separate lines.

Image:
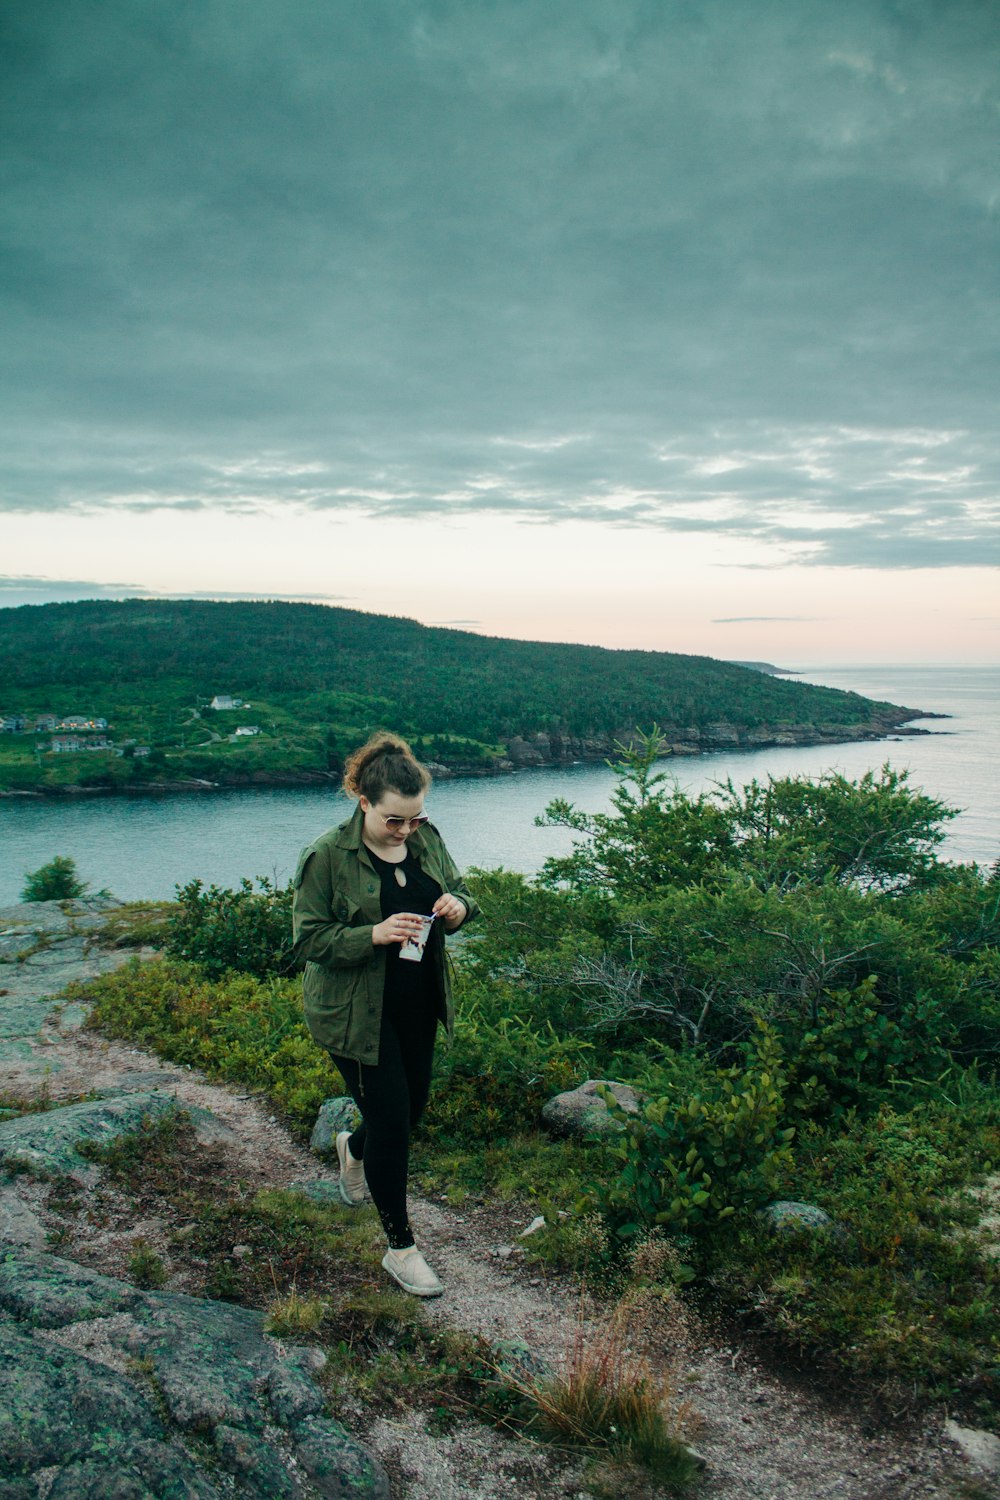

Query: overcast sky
left=2, top=0, right=998, bottom=662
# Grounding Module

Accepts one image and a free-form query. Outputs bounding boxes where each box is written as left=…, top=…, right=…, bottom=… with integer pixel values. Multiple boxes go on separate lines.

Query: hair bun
left=342, top=731, right=431, bottom=801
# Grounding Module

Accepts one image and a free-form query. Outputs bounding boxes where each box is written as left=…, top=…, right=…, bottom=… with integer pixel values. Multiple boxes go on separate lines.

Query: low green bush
left=76, top=958, right=340, bottom=1132
left=599, top=1026, right=794, bottom=1238
left=167, top=876, right=297, bottom=979
left=429, top=992, right=593, bottom=1144
left=707, top=1091, right=1000, bottom=1417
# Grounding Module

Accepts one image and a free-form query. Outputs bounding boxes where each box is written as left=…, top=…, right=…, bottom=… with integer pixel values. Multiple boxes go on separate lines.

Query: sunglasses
left=379, top=812, right=430, bottom=832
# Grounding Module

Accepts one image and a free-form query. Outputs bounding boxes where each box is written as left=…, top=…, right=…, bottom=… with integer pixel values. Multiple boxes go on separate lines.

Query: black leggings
left=331, top=999, right=437, bottom=1249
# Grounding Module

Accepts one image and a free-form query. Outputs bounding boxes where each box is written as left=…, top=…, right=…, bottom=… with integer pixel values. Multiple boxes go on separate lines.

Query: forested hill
left=0, top=599, right=925, bottom=791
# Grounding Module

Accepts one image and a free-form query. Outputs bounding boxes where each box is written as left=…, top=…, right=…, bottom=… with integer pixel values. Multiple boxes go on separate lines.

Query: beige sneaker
left=381, top=1245, right=443, bottom=1298
left=335, top=1131, right=366, bottom=1206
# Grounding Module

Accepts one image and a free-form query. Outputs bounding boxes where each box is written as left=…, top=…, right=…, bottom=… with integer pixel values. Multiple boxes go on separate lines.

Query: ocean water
left=1, top=662, right=996, bottom=904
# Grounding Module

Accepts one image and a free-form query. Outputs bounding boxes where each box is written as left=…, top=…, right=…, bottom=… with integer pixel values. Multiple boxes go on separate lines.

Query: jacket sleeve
left=290, top=844, right=376, bottom=969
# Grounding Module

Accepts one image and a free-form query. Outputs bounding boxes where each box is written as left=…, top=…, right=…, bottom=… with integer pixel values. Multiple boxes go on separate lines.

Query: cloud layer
left=2, top=0, right=998, bottom=570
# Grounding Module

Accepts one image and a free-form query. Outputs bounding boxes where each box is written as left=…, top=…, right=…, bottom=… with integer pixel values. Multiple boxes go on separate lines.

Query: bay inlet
left=2, top=662, right=997, bottom=905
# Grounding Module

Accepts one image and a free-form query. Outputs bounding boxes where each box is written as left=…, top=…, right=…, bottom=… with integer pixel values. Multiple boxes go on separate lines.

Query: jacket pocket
left=303, top=961, right=356, bottom=1053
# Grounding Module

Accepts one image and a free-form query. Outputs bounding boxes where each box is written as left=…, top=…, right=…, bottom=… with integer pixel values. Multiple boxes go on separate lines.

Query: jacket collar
left=334, top=802, right=365, bottom=850
left=334, top=801, right=429, bottom=863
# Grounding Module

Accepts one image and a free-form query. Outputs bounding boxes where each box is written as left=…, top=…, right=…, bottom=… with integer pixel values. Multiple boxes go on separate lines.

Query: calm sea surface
left=2, top=663, right=997, bottom=905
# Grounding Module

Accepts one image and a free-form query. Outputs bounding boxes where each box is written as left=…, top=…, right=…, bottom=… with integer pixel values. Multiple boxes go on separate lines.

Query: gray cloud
left=2, top=1, right=998, bottom=571
left=713, top=616, right=826, bottom=624
left=0, top=576, right=149, bottom=606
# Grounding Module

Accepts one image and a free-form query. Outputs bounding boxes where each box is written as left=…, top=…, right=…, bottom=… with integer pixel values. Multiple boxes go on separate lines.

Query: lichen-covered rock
left=0, top=1250, right=141, bottom=1327
left=0, top=1323, right=161, bottom=1482
left=0, top=999, right=57, bottom=1041
left=0, top=1181, right=47, bottom=1247
left=0, top=1252, right=390, bottom=1494
left=493, top=1337, right=551, bottom=1385
left=47, top=1445, right=224, bottom=1500
left=0, top=1091, right=228, bottom=1184
left=310, top=1097, right=361, bottom=1155
left=760, top=1201, right=839, bottom=1237
left=293, top=1415, right=392, bottom=1500
left=121, top=1290, right=271, bottom=1431
left=943, top=1420, right=1000, bottom=1475
left=290, top=1178, right=344, bottom=1207
left=214, top=1423, right=299, bottom=1497
left=265, top=1349, right=328, bottom=1425
left=541, top=1079, right=641, bottom=1139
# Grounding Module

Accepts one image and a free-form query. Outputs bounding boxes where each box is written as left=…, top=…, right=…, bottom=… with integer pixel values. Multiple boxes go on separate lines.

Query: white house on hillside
left=210, top=695, right=243, bottom=711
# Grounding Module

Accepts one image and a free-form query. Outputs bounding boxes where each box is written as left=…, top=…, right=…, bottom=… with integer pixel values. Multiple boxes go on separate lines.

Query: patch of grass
left=127, top=1240, right=168, bottom=1289
left=95, top=901, right=174, bottom=950
left=324, top=1315, right=498, bottom=1417
left=265, top=1289, right=329, bottom=1336
left=0, top=1086, right=61, bottom=1118
left=75, top=1105, right=197, bottom=1186
left=499, top=1298, right=698, bottom=1491
left=700, top=1097, right=1000, bottom=1425
left=411, top=1132, right=601, bottom=1210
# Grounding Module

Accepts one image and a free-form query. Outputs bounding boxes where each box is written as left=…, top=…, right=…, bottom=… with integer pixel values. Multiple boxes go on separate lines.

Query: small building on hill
left=210, top=695, right=242, bottom=711
left=57, top=715, right=108, bottom=731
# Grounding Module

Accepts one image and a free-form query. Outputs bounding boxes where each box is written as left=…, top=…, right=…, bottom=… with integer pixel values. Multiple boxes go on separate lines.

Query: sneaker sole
left=381, top=1254, right=443, bottom=1298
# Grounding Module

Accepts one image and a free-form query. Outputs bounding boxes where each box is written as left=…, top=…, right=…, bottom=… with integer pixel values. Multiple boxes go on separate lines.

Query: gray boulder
left=760, top=1200, right=844, bottom=1240
left=0, top=1251, right=391, bottom=1499
left=541, top=1079, right=641, bottom=1139
left=310, top=1096, right=361, bottom=1155
left=0, top=1092, right=233, bottom=1186
left=943, top=1420, right=1000, bottom=1475
left=293, top=1414, right=391, bottom=1500
left=0, top=1250, right=142, bottom=1327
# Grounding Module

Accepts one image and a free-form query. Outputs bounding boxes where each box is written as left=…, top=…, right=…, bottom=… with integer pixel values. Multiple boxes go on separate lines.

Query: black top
left=365, top=845, right=442, bottom=1014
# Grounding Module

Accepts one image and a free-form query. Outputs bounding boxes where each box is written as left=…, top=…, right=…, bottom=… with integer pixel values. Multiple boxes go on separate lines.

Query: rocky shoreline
left=0, top=710, right=943, bottom=800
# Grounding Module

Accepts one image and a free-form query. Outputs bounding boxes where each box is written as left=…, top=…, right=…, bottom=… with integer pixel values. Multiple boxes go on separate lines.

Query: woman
left=291, top=732, right=479, bottom=1297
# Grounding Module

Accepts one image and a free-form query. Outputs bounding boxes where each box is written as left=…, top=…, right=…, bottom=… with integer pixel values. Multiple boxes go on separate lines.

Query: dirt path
left=0, top=901, right=988, bottom=1499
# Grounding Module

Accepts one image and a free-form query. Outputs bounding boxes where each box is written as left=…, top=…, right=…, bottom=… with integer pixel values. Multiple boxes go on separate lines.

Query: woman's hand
left=433, top=893, right=468, bottom=932
left=372, top=912, right=426, bottom=946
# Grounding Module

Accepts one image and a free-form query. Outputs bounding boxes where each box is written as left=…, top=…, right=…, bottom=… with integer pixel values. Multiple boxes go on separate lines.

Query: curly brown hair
left=341, top=731, right=431, bottom=803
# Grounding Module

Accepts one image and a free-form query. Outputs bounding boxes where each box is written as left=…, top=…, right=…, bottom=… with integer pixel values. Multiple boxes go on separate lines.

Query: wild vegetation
left=20, top=854, right=91, bottom=902
left=75, top=743, right=999, bottom=1429
left=0, top=598, right=919, bottom=791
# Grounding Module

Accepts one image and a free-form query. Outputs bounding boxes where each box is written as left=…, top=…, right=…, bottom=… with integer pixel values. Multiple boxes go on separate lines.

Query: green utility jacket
left=291, top=803, right=480, bottom=1064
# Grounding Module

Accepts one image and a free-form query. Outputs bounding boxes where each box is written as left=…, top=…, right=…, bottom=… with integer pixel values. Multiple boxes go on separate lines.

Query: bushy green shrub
left=777, top=976, right=950, bottom=1121
left=709, top=1088, right=1000, bottom=1416
left=167, top=876, right=297, bottom=979
left=21, top=855, right=89, bottom=902
left=429, top=993, right=593, bottom=1143
left=599, top=1027, right=794, bottom=1237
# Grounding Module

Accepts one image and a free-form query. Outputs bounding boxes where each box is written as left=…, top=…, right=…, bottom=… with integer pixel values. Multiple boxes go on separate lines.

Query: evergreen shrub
left=21, top=854, right=89, bottom=902
left=167, top=876, right=298, bottom=979
left=599, top=1026, right=794, bottom=1237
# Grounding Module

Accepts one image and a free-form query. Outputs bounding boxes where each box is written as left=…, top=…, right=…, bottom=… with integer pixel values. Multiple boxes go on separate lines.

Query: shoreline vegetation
left=0, top=598, right=940, bottom=799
